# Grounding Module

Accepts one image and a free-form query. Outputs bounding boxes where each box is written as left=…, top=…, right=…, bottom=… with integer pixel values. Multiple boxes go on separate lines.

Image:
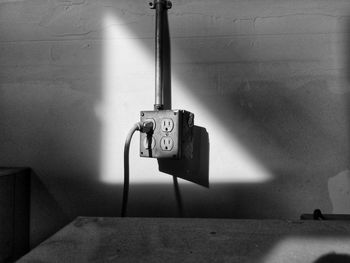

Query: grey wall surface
left=1, top=0, right=350, bottom=247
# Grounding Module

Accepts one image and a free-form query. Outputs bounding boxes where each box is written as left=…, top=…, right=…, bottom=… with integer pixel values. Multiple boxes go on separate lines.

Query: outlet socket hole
left=161, top=118, right=174, bottom=132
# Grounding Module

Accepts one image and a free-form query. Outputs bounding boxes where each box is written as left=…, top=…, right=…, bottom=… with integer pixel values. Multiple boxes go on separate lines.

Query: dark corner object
left=300, top=209, right=350, bottom=220
left=314, top=253, right=350, bottom=263
left=0, top=168, right=30, bottom=262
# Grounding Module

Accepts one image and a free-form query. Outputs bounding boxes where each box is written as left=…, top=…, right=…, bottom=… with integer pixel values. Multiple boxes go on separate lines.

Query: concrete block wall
left=1, top=0, right=350, bottom=246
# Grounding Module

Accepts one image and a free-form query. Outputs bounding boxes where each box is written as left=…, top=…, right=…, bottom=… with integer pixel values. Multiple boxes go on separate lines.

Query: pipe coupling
left=149, top=0, right=172, bottom=9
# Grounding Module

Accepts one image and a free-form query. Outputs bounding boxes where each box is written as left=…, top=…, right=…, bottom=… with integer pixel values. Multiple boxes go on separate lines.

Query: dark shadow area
left=158, top=126, right=209, bottom=187
left=0, top=167, right=30, bottom=262
left=334, top=14, right=350, bottom=215
left=45, top=181, right=291, bottom=219
left=125, top=183, right=290, bottom=218
left=314, top=253, right=350, bottom=263
left=30, top=170, right=68, bottom=248
left=345, top=14, right=350, bottom=156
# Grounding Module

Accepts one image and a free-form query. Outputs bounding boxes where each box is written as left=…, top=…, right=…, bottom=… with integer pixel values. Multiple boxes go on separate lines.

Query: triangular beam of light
left=98, top=12, right=272, bottom=184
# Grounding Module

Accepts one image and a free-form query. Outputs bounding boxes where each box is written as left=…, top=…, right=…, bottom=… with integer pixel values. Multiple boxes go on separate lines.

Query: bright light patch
left=99, top=12, right=272, bottom=184
left=99, top=12, right=156, bottom=183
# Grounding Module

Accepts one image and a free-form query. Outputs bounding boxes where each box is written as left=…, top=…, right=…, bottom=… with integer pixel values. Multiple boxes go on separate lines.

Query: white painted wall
left=1, top=0, right=350, bottom=245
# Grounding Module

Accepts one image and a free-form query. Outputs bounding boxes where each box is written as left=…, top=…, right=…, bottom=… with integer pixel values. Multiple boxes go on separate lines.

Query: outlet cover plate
left=140, top=110, right=194, bottom=159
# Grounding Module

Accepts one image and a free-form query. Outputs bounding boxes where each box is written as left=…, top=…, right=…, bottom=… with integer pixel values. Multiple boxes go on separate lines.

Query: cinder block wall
left=1, top=0, right=350, bottom=246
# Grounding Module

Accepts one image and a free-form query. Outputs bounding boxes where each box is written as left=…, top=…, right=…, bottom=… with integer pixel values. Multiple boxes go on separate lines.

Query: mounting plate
left=140, top=110, right=194, bottom=159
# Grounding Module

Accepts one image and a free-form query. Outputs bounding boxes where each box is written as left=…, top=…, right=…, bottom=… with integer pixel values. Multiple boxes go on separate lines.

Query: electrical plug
left=140, top=121, right=154, bottom=134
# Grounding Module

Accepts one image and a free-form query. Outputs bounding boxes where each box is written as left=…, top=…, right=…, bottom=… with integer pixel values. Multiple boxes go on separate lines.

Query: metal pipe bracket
left=149, top=0, right=172, bottom=9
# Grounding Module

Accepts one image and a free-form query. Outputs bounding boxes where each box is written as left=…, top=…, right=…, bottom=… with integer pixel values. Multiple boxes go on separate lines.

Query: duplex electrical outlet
left=160, top=136, right=174, bottom=151
left=161, top=118, right=174, bottom=132
left=140, top=110, right=194, bottom=159
left=143, top=136, right=156, bottom=149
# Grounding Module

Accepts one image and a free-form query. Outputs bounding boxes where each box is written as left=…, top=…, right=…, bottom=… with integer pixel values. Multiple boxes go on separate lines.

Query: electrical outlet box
left=140, top=110, right=194, bottom=159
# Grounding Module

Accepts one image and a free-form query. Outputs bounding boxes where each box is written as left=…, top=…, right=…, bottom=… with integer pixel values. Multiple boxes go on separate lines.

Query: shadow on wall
left=324, top=12, right=350, bottom=215
left=158, top=126, right=210, bottom=187
left=126, top=182, right=291, bottom=218
left=326, top=14, right=350, bottom=214
left=30, top=171, right=68, bottom=247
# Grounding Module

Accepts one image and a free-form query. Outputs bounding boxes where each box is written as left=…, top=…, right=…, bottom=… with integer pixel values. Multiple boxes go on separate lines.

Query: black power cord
left=173, top=176, right=183, bottom=217
left=121, top=121, right=184, bottom=218
left=122, top=122, right=153, bottom=217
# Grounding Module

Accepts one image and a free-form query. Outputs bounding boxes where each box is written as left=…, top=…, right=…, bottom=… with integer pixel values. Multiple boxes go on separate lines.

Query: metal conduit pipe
left=150, top=0, right=172, bottom=110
